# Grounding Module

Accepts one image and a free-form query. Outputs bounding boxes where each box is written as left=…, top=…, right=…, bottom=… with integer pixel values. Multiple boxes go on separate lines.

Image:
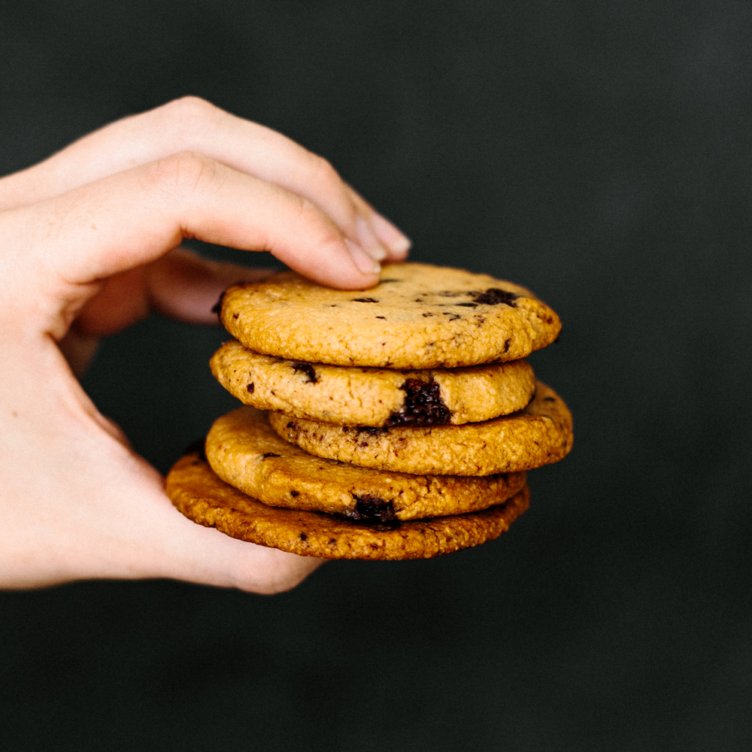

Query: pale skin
left=0, top=97, right=410, bottom=592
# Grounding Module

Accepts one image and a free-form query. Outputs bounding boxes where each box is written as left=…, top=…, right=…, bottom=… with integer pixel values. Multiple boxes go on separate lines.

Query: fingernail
left=355, top=216, right=388, bottom=261
left=369, top=213, right=411, bottom=257
left=345, top=238, right=381, bottom=275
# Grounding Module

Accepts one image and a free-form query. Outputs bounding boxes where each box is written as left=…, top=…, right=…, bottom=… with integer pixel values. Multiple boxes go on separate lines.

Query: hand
left=0, top=97, right=410, bottom=591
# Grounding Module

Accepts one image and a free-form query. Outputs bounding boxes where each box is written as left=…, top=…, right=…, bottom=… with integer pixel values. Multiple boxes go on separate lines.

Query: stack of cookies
left=166, top=263, right=573, bottom=560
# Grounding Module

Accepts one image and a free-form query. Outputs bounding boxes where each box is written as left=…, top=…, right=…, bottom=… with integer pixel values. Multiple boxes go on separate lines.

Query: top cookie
left=219, top=263, right=561, bottom=368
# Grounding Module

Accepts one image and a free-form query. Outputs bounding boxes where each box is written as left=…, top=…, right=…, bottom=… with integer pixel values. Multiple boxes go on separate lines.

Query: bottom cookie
left=166, top=449, right=530, bottom=560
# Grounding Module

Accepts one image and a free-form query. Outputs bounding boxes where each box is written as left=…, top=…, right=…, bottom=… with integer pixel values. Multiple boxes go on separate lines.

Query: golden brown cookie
left=210, top=340, right=537, bottom=426
left=218, top=263, right=561, bottom=368
left=166, top=449, right=530, bottom=560
left=206, top=407, right=528, bottom=521
left=269, top=381, right=573, bottom=476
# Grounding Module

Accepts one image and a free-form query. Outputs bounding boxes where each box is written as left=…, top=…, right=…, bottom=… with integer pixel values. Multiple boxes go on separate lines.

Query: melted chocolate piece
left=350, top=495, right=397, bottom=524
left=352, top=297, right=379, bottom=303
left=386, top=378, right=451, bottom=427
left=470, top=288, right=519, bottom=306
left=292, top=363, right=318, bottom=383
left=262, top=453, right=281, bottom=458
left=246, top=382, right=255, bottom=393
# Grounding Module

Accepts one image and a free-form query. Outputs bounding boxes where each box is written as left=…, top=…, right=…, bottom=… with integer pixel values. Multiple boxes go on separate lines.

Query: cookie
left=218, top=263, right=561, bottom=368
left=166, top=449, right=530, bottom=560
left=269, top=381, right=573, bottom=476
left=210, top=340, right=537, bottom=427
left=205, top=407, right=528, bottom=521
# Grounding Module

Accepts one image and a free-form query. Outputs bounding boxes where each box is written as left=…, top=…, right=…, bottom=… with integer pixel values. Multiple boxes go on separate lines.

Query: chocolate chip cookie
left=210, top=340, right=536, bottom=426
left=206, top=406, right=528, bottom=521
left=269, top=382, right=573, bottom=476
left=218, top=263, right=561, bottom=369
left=166, top=448, right=530, bottom=560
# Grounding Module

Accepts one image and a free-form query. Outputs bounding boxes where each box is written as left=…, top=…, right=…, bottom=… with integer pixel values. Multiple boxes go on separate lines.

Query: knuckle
left=302, top=153, right=358, bottom=227
left=307, top=153, right=341, bottom=191
left=153, top=96, right=222, bottom=149
left=142, top=151, right=217, bottom=198
left=161, top=95, right=218, bottom=125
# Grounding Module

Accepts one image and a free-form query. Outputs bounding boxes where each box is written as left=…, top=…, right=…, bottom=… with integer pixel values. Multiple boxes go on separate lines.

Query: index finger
left=4, top=151, right=382, bottom=333
left=0, top=97, right=411, bottom=261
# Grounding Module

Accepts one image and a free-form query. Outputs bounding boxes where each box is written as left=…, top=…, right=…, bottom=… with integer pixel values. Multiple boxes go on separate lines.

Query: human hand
left=0, top=97, right=410, bottom=591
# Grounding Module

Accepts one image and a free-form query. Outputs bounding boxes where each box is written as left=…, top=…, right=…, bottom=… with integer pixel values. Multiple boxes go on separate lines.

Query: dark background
left=2, top=1, right=752, bottom=749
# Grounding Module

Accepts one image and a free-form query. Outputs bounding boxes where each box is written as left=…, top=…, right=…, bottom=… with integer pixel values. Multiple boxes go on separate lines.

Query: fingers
left=0, top=96, right=411, bottom=261
left=145, top=248, right=272, bottom=325
left=72, top=248, right=271, bottom=337
left=8, top=151, right=386, bottom=334
left=96, top=450, right=324, bottom=593
left=0, top=402, right=323, bottom=592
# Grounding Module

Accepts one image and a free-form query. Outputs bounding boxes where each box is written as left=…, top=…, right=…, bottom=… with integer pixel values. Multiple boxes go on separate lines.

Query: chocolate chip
left=246, top=383, right=255, bottom=393
left=375, top=315, right=387, bottom=320
left=470, top=288, right=519, bottom=306
left=352, top=297, right=379, bottom=303
left=386, top=378, right=451, bottom=427
left=300, top=533, right=307, bottom=541
left=503, top=338, right=511, bottom=353
left=455, top=302, right=478, bottom=307
left=262, top=453, right=281, bottom=458
left=422, top=313, right=435, bottom=317
left=356, top=426, right=390, bottom=436
left=291, top=490, right=300, bottom=497
left=443, top=312, right=461, bottom=321
left=351, top=495, right=396, bottom=524
left=292, top=362, right=318, bottom=383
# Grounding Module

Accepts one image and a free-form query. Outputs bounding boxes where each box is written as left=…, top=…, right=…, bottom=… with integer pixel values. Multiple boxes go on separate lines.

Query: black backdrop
left=2, top=1, right=752, bottom=749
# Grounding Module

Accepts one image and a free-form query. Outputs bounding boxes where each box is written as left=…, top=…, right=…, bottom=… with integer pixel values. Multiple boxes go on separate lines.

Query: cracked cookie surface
left=218, top=263, right=561, bottom=368
left=166, top=449, right=530, bottom=560
left=210, top=340, right=536, bottom=426
left=206, top=407, right=527, bottom=521
left=269, top=382, right=573, bottom=476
